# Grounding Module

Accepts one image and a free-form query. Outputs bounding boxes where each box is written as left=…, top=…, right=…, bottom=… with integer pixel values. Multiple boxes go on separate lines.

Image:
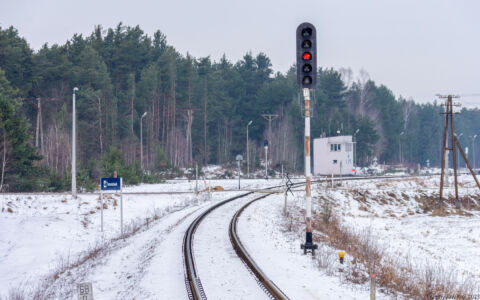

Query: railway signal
left=297, top=22, right=318, bottom=255
left=296, top=23, right=317, bottom=89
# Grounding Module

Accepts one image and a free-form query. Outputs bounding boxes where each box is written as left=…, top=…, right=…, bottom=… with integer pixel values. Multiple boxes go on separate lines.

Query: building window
left=346, top=143, right=352, bottom=152
left=333, top=160, right=338, bottom=164
left=330, top=143, right=342, bottom=152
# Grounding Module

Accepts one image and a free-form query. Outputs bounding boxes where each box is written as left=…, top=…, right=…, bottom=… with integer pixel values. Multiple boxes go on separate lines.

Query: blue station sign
left=101, top=177, right=121, bottom=191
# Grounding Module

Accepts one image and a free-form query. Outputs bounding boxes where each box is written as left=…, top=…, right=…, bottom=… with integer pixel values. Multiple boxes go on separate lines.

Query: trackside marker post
left=77, top=282, right=93, bottom=300
left=370, top=273, right=376, bottom=300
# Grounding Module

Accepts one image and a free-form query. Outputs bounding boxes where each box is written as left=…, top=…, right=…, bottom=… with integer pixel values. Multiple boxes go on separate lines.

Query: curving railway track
left=182, top=174, right=430, bottom=300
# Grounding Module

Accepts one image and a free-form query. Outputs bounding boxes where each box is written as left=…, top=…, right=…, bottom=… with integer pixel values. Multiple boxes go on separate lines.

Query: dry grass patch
left=283, top=206, right=478, bottom=299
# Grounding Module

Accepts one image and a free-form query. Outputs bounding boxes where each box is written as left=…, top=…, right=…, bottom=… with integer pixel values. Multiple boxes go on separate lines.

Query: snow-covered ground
left=308, top=174, right=480, bottom=293
left=1, top=174, right=479, bottom=299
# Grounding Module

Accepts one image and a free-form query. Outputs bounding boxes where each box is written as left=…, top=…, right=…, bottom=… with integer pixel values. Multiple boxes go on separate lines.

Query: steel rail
left=229, top=193, right=290, bottom=300
left=183, top=191, right=254, bottom=300
left=183, top=174, right=431, bottom=299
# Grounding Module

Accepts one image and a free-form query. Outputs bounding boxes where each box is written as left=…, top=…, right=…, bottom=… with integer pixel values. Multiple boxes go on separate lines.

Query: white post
left=72, top=87, right=78, bottom=199
left=140, top=112, right=147, bottom=169
left=265, top=145, right=268, bottom=179
left=237, top=160, right=241, bottom=190
left=247, top=121, right=252, bottom=178
left=195, top=162, right=198, bottom=193
left=120, top=177, right=123, bottom=235
left=100, top=189, right=104, bottom=232
left=284, top=188, right=287, bottom=215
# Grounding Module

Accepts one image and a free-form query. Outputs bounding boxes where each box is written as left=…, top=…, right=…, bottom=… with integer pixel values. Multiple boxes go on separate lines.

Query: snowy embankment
left=296, top=175, right=480, bottom=297
left=2, top=174, right=479, bottom=299
left=0, top=178, right=268, bottom=298
left=326, top=175, right=480, bottom=285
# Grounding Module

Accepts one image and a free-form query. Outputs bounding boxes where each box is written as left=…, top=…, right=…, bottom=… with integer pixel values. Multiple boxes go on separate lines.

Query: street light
left=140, top=112, right=147, bottom=169
left=353, top=129, right=359, bottom=169
left=247, top=120, right=253, bottom=178
left=72, top=87, right=78, bottom=199
left=399, top=131, right=404, bottom=164
left=264, top=139, right=269, bottom=180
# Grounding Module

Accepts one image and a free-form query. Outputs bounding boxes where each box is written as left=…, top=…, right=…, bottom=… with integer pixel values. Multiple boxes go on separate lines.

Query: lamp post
left=140, top=112, right=147, bottom=169
left=353, top=129, right=359, bottom=169
left=399, top=131, right=404, bottom=164
left=72, top=87, right=78, bottom=199
left=247, top=120, right=252, bottom=178
left=470, top=134, right=477, bottom=169
left=264, top=139, right=268, bottom=179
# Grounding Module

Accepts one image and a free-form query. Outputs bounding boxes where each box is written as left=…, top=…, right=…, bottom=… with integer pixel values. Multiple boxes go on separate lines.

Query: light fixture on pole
left=140, top=112, right=147, bottom=169
left=247, top=120, right=253, bottom=178
left=72, top=87, right=78, bottom=199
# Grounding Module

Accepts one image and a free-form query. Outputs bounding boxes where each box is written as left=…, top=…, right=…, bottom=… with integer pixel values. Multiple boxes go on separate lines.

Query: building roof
left=314, top=135, right=352, bottom=143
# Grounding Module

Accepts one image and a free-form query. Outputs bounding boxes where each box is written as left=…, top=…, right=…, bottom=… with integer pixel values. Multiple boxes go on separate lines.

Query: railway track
left=229, top=194, right=290, bottom=300
left=183, top=191, right=254, bottom=300
left=182, top=174, right=433, bottom=300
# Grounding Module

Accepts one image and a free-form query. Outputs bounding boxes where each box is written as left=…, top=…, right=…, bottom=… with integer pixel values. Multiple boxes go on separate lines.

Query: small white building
left=313, top=135, right=354, bottom=175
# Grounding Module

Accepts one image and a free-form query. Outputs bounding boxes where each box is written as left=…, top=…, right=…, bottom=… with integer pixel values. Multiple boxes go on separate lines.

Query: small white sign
left=77, top=282, right=93, bottom=300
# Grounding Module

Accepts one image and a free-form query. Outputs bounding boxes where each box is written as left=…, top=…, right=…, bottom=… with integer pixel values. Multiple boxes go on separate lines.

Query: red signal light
left=302, top=52, right=312, bottom=60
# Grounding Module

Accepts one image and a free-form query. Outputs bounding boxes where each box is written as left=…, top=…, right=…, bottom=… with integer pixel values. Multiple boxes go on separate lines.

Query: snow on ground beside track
left=310, top=174, right=480, bottom=288
left=3, top=174, right=479, bottom=299
left=238, top=193, right=387, bottom=299
left=0, top=182, right=245, bottom=298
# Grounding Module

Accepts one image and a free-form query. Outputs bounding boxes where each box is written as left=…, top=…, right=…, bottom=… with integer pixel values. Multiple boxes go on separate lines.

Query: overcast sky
left=1, top=0, right=479, bottom=107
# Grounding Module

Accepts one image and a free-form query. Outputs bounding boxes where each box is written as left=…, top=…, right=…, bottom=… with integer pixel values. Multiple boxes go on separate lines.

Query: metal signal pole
left=301, top=88, right=317, bottom=254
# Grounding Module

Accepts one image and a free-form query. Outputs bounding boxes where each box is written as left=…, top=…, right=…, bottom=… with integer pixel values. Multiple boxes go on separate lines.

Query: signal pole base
left=300, top=232, right=318, bottom=255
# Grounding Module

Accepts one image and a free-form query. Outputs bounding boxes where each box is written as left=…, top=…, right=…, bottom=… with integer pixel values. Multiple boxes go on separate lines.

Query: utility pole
left=181, top=106, right=199, bottom=165
left=247, top=120, right=253, bottom=178
left=439, top=95, right=461, bottom=208
left=72, top=88, right=78, bottom=199
left=140, top=112, right=147, bottom=169
left=261, top=113, right=278, bottom=163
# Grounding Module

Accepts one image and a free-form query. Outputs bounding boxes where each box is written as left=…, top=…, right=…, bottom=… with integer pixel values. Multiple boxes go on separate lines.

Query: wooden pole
left=455, top=136, right=480, bottom=191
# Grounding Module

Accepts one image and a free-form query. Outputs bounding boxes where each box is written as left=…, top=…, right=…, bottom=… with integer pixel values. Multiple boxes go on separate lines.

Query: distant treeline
left=0, top=23, right=479, bottom=191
